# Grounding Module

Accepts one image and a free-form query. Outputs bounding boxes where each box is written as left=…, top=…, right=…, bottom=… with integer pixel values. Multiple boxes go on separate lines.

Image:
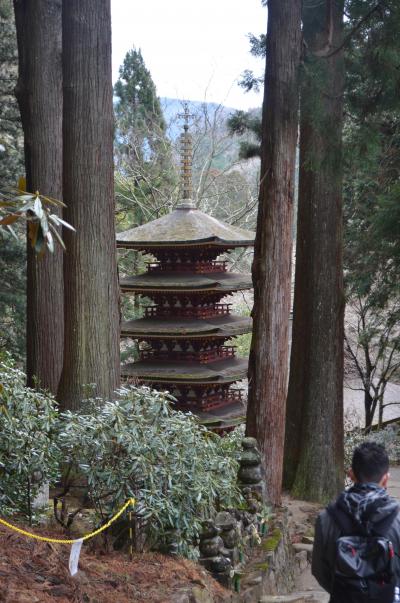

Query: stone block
left=294, top=550, right=308, bottom=572
left=32, top=482, right=49, bottom=509
left=171, top=591, right=191, bottom=603
left=215, top=511, right=236, bottom=531
left=200, top=555, right=231, bottom=573
left=199, top=535, right=224, bottom=557
left=190, top=586, right=214, bottom=603
left=292, top=543, right=313, bottom=562
left=259, top=595, right=313, bottom=603
left=301, top=536, right=314, bottom=545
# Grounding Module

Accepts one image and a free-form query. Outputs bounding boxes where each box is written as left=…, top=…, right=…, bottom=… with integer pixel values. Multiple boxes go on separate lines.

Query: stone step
left=295, top=591, right=329, bottom=603
left=259, top=595, right=314, bottom=603
left=292, top=543, right=313, bottom=553
left=259, top=589, right=330, bottom=603
left=292, top=543, right=313, bottom=563
left=301, top=536, right=314, bottom=545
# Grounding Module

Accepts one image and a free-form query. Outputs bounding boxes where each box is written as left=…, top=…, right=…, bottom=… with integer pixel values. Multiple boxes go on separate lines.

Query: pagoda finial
left=178, top=102, right=195, bottom=201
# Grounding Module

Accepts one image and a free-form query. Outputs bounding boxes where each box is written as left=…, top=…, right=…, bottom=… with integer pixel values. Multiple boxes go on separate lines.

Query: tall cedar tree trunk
left=283, top=0, right=345, bottom=502
left=246, top=0, right=301, bottom=506
left=57, top=0, right=120, bottom=410
left=14, top=0, right=63, bottom=394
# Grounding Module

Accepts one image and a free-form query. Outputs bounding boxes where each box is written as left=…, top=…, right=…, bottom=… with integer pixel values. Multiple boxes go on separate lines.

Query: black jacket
left=312, top=483, right=400, bottom=595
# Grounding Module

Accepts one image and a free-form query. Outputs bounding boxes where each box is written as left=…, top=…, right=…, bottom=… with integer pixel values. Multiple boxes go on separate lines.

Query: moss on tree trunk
left=283, top=0, right=345, bottom=502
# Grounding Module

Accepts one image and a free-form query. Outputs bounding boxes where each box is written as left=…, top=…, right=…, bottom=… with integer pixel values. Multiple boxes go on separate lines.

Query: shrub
left=0, top=358, right=245, bottom=554
left=0, top=356, right=60, bottom=520
left=344, top=407, right=400, bottom=486
left=369, top=425, right=400, bottom=462
left=58, top=387, right=243, bottom=555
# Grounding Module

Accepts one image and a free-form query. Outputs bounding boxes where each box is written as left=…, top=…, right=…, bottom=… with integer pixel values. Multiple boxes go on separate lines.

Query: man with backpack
left=312, top=441, right=400, bottom=602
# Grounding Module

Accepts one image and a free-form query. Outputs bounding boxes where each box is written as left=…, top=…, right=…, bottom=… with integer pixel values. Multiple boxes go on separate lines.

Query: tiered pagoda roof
left=120, top=271, right=252, bottom=294
left=121, top=357, right=248, bottom=384
left=120, top=315, right=252, bottom=339
left=117, top=106, right=254, bottom=432
left=117, top=202, right=255, bottom=249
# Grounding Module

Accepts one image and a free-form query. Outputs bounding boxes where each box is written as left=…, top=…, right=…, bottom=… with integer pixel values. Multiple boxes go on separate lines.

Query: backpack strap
left=327, top=503, right=364, bottom=536
left=327, top=503, right=399, bottom=538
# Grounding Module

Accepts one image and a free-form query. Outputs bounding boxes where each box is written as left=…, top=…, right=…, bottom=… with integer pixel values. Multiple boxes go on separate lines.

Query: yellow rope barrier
left=0, top=498, right=135, bottom=545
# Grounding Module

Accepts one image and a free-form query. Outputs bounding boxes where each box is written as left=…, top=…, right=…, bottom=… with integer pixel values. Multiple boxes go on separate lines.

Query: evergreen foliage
left=114, top=48, right=168, bottom=169
left=0, top=357, right=243, bottom=556
left=227, top=108, right=262, bottom=160
left=226, top=33, right=264, bottom=159
left=60, top=388, right=243, bottom=556
left=114, top=49, right=177, bottom=335
left=0, top=356, right=60, bottom=520
left=0, top=233, right=25, bottom=360
left=0, top=0, right=24, bottom=185
left=237, top=33, right=266, bottom=93
left=344, top=0, right=400, bottom=296
left=0, top=2, right=25, bottom=362
left=343, top=0, right=400, bottom=427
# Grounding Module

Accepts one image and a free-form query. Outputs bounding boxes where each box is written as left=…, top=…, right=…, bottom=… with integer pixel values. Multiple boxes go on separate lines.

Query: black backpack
left=328, top=505, right=397, bottom=603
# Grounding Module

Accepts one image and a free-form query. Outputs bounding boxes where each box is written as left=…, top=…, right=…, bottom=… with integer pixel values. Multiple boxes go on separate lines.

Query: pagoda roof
left=194, top=401, right=245, bottom=429
left=120, top=272, right=252, bottom=294
left=121, top=315, right=252, bottom=339
left=116, top=202, right=255, bottom=249
left=121, top=357, right=248, bottom=384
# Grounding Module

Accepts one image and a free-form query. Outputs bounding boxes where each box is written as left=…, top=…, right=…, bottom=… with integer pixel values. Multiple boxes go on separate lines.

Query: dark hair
left=352, top=442, right=389, bottom=483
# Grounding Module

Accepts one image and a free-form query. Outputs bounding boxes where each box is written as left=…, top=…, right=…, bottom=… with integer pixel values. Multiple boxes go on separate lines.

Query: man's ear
left=348, top=468, right=356, bottom=483
left=380, top=472, right=390, bottom=489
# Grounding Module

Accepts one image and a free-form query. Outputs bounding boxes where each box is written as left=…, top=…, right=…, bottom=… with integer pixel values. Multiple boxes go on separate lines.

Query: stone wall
left=193, top=437, right=302, bottom=601
left=171, top=509, right=300, bottom=603
left=192, top=435, right=317, bottom=602
left=230, top=509, right=296, bottom=602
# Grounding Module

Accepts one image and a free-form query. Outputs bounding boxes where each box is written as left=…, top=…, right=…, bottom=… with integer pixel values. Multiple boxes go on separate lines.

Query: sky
left=111, top=0, right=266, bottom=111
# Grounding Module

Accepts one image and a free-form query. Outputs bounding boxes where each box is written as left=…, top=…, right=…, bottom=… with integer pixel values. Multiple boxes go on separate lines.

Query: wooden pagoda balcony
left=140, top=346, right=236, bottom=364
left=175, top=388, right=244, bottom=411
left=143, top=303, right=232, bottom=319
left=146, top=260, right=228, bottom=274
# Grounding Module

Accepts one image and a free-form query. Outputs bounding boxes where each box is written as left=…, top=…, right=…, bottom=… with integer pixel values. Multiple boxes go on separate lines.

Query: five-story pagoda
left=117, top=106, right=255, bottom=431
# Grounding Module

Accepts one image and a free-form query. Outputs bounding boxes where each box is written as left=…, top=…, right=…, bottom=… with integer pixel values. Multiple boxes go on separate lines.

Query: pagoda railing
left=140, top=346, right=236, bottom=364
left=143, top=303, right=232, bottom=319
left=175, top=388, right=244, bottom=411
left=146, top=260, right=227, bottom=273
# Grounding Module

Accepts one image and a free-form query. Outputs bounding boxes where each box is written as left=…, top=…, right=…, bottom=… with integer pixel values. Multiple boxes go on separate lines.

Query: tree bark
left=283, top=0, right=345, bottom=502
left=378, top=399, right=384, bottom=430
left=365, top=390, right=373, bottom=432
left=14, top=0, right=63, bottom=394
left=58, top=0, right=120, bottom=410
left=246, top=0, right=301, bottom=506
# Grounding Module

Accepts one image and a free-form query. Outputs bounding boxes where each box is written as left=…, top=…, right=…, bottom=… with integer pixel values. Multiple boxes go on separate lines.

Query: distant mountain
left=159, top=97, right=261, bottom=174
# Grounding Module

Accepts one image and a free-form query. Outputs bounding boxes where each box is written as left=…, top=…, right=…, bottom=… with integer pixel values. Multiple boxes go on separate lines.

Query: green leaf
left=33, top=196, right=44, bottom=220
left=46, top=231, right=54, bottom=253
